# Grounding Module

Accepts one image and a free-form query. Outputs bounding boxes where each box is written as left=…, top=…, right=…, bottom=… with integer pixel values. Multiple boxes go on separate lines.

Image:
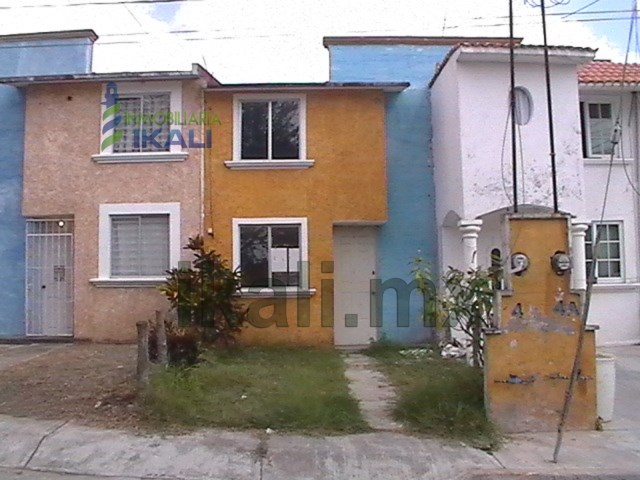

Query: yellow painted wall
left=485, top=216, right=597, bottom=432
left=204, top=90, right=387, bottom=345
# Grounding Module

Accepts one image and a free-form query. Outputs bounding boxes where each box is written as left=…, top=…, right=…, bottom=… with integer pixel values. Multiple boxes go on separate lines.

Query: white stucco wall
left=456, top=59, right=585, bottom=219
left=581, top=88, right=640, bottom=345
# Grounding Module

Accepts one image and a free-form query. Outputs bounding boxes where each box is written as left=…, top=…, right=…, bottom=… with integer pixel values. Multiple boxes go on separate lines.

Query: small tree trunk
left=136, top=321, right=150, bottom=390
left=155, top=310, right=168, bottom=367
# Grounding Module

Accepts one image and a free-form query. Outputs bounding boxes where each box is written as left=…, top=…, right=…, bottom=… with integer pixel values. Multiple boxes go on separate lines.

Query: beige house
left=11, top=65, right=216, bottom=341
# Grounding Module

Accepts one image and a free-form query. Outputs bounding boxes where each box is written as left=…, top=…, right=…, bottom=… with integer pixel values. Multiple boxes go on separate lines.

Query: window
left=582, top=102, right=615, bottom=157
left=111, top=214, right=169, bottom=277
left=510, top=87, right=533, bottom=125
left=93, top=203, right=180, bottom=286
left=95, top=81, right=187, bottom=163
left=233, top=218, right=308, bottom=290
left=585, top=222, right=622, bottom=280
left=229, top=95, right=310, bottom=168
left=240, top=99, right=300, bottom=160
left=114, top=93, right=170, bottom=153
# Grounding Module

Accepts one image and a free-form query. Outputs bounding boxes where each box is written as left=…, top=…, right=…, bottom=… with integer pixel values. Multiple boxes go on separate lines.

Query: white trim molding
left=98, top=80, right=184, bottom=159
left=230, top=93, right=311, bottom=168
left=92, top=152, right=188, bottom=164
left=232, top=216, right=310, bottom=293
left=224, top=159, right=314, bottom=170
left=91, top=202, right=181, bottom=287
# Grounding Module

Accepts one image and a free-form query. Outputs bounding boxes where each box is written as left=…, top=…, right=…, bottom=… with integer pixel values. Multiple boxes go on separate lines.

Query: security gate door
left=26, top=219, right=74, bottom=336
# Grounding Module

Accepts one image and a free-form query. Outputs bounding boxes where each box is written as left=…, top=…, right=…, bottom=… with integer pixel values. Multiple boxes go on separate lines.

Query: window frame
left=227, top=94, right=313, bottom=170
left=232, top=217, right=310, bottom=295
left=94, top=81, right=188, bottom=164
left=585, top=221, right=624, bottom=283
left=92, top=202, right=181, bottom=287
left=581, top=99, right=619, bottom=159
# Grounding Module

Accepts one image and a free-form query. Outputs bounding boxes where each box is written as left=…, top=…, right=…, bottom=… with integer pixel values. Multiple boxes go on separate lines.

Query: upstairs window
left=582, top=102, right=615, bottom=157
left=235, top=95, right=305, bottom=161
left=114, top=93, right=171, bottom=153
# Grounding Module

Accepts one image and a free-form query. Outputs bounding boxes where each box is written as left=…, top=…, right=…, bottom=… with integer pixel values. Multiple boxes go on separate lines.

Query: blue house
left=324, top=36, right=509, bottom=343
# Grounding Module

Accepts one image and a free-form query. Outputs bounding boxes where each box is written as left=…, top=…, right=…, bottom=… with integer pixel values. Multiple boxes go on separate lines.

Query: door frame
left=25, top=218, right=75, bottom=337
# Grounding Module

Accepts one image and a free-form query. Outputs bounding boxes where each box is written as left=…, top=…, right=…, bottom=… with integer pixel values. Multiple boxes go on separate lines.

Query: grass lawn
left=367, top=345, right=500, bottom=450
left=145, top=347, right=368, bottom=434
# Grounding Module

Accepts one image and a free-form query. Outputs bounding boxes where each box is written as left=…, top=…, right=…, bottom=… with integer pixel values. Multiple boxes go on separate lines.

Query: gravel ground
left=0, top=344, right=142, bottom=430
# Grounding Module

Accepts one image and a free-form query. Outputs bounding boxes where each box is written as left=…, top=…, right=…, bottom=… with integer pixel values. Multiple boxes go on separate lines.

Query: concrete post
left=136, top=321, right=150, bottom=390
left=571, top=220, right=589, bottom=291
left=458, top=219, right=483, bottom=271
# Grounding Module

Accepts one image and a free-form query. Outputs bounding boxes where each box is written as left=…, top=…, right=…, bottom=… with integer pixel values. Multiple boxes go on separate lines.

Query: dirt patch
left=0, top=344, right=143, bottom=431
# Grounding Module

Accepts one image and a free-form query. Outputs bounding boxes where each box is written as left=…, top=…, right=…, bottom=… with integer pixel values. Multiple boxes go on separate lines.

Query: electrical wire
left=553, top=0, right=636, bottom=463
left=561, top=0, right=601, bottom=19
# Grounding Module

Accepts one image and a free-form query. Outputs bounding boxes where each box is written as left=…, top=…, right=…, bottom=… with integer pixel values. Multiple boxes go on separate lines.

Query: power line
left=561, top=0, right=602, bottom=18
left=0, top=0, right=203, bottom=9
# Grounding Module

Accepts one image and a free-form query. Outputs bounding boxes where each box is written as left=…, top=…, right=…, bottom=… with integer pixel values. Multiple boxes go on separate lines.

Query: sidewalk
left=1, top=414, right=640, bottom=480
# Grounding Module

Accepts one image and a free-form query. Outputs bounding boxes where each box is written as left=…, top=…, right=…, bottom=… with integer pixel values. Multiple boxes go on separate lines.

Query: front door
left=25, top=219, right=74, bottom=336
left=333, top=226, right=378, bottom=346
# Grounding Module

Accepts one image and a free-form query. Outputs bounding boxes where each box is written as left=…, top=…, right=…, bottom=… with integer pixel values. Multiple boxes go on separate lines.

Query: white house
left=430, top=43, right=640, bottom=346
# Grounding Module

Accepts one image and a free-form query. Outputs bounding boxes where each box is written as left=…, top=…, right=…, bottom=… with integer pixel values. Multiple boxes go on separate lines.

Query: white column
left=458, top=219, right=483, bottom=271
left=571, top=219, right=589, bottom=291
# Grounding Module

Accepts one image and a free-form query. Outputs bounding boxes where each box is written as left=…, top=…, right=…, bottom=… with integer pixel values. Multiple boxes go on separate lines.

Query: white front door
left=25, top=219, right=74, bottom=337
left=333, top=226, right=378, bottom=346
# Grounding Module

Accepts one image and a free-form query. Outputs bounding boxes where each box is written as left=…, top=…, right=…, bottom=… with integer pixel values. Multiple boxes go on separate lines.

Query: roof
left=206, top=81, right=410, bottom=92
left=0, top=63, right=219, bottom=86
left=0, top=29, right=98, bottom=43
left=322, top=36, right=522, bottom=47
left=429, top=43, right=596, bottom=88
left=579, top=60, right=640, bottom=85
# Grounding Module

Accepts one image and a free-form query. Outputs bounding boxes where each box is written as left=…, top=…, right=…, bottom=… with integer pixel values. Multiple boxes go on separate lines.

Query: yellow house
left=205, top=83, right=407, bottom=345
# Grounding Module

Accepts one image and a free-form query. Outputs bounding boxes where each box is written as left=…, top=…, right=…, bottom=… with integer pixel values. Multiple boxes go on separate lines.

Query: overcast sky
left=0, top=0, right=636, bottom=82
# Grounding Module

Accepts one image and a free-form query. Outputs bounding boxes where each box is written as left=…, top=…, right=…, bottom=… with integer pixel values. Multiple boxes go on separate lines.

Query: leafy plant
left=158, top=235, right=247, bottom=347
left=148, top=318, right=201, bottom=367
left=411, top=257, right=495, bottom=367
left=410, top=257, right=449, bottom=343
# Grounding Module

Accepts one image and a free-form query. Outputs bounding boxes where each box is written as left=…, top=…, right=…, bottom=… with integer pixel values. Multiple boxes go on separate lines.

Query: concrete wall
left=22, top=80, right=203, bottom=342
left=327, top=44, right=452, bottom=343
left=485, top=216, right=597, bottom=433
left=205, top=89, right=387, bottom=345
left=0, top=86, right=25, bottom=336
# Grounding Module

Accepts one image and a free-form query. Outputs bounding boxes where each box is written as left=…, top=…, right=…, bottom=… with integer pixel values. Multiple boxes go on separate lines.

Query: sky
left=0, top=0, right=637, bottom=82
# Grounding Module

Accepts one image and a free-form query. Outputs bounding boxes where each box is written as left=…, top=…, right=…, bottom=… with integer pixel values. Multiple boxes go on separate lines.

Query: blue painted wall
left=0, top=34, right=94, bottom=337
left=0, top=38, right=93, bottom=77
left=0, top=85, right=25, bottom=337
left=328, top=44, right=452, bottom=343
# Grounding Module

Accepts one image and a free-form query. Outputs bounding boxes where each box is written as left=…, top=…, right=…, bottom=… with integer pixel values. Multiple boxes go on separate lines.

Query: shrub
left=158, top=235, right=247, bottom=347
left=148, top=318, right=201, bottom=367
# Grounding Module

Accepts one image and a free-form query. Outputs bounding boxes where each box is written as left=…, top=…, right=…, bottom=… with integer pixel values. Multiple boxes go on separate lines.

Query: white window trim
left=226, top=94, right=314, bottom=170
left=581, top=98, right=619, bottom=159
left=586, top=220, right=624, bottom=284
left=96, top=81, right=186, bottom=162
left=232, top=217, right=311, bottom=296
left=91, top=202, right=180, bottom=287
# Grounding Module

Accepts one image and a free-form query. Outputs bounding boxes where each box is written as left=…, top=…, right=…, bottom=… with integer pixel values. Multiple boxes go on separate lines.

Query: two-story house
left=0, top=30, right=216, bottom=341
left=205, top=82, right=406, bottom=346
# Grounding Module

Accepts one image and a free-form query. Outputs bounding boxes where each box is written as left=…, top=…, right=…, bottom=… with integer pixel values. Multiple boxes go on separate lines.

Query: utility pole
left=540, top=0, right=560, bottom=212
left=509, top=0, right=519, bottom=212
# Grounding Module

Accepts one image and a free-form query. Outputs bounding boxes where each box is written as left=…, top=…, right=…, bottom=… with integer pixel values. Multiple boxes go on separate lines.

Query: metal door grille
left=25, top=219, right=74, bottom=336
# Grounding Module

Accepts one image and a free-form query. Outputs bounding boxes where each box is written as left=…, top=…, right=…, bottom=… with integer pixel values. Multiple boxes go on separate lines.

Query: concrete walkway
left=342, top=353, right=402, bottom=431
